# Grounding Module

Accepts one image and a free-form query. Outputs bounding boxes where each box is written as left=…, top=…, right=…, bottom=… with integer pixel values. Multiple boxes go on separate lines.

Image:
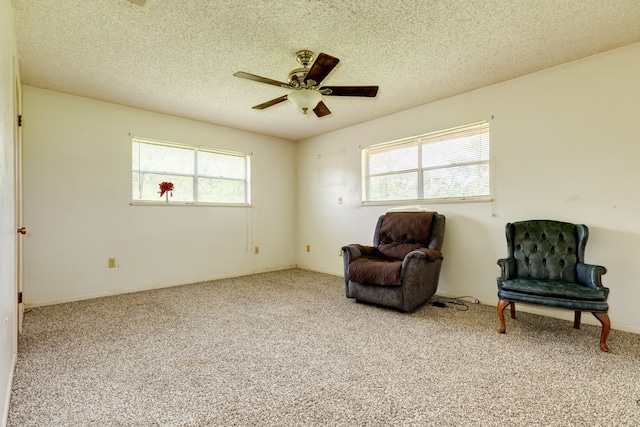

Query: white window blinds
left=363, top=122, right=490, bottom=203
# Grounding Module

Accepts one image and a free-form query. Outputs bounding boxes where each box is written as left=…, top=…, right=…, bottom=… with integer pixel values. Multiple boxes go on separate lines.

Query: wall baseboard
left=24, top=267, right=639, bottom=336
left=436, top=290, right=640, bottom=335
left=295, top=265, right=342, bottom=277
left=1, top=351, right=16, bottom=427
left=25, top=265, right=298, bottom=308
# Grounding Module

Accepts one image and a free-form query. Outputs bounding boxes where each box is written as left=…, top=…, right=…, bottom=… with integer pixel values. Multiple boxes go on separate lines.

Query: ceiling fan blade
left=234, top=71, right=290, bottom=88
left=313, top=101, right=331, bottom=117
left=321, top=86, right=379, bottom=97
left=304, top=53, right=340, bottom=85
left=252, top=95, right=288, bottom=110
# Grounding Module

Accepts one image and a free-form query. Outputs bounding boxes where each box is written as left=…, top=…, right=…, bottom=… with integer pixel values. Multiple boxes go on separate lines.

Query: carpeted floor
left=8, top=269, right=640, bottom=426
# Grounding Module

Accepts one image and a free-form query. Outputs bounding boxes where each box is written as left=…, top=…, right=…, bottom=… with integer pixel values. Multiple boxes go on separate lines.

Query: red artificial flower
left=159, top=181, right=174, bottom=197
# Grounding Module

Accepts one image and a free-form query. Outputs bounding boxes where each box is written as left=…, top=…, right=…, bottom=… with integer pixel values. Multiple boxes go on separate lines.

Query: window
left=132, top=138, right=251, bottom=205
left=362, top=122, right=490, bottom=204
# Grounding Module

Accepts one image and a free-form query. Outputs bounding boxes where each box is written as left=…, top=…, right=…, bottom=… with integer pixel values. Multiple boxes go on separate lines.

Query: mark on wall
left=317, top=149, right=345, bottom=188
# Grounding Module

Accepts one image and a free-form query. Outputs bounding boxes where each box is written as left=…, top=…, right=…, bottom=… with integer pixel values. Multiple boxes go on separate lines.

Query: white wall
left=0, top=0, right=18, bottom=423
left=22, top=87, right=297, bottom=305
left=296, top=43, right=640, bottom=333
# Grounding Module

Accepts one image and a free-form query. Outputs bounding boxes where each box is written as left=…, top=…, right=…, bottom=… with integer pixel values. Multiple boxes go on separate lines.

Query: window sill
left=362, top=196, right=492, bottom=207
left=130, top=201, right=251, bottom=207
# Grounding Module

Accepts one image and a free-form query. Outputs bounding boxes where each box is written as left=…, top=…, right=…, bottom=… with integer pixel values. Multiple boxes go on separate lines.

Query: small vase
left=165, top=193, right=169, bottom=203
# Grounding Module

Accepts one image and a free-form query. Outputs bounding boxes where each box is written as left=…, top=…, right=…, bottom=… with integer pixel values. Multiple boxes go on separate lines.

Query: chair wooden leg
left=510, top=302, right=516, bottom=319
left=573, top=311, right=581, bottom=329
left=592, top=312, right=612, bottom=353
left=497, top=299, right=511, bottom=334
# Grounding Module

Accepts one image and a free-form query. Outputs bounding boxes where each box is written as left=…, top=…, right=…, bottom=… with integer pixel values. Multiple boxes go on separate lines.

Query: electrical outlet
left=108, top=258, right=117, bottom=268
left=306, top=245, right=311, bottom=252
left=338, top=197, right=343, bottom=205
left=254, top=246, right=259, bottom=254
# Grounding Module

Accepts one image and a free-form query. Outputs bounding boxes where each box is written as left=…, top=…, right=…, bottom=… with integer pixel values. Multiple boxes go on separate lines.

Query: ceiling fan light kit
left=234, top=50, right=378, bottom=117
left=287, top=89, right=324, bottom=114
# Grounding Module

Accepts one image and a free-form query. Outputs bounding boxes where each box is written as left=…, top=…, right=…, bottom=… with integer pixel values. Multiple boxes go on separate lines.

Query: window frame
left=361, top=121, right=491, bottom=206
left=131, top=137, right=251, bottom=207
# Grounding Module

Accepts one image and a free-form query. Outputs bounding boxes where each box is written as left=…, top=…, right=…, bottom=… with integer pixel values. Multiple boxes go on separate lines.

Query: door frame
left=13, top=55, right=24, bottom=334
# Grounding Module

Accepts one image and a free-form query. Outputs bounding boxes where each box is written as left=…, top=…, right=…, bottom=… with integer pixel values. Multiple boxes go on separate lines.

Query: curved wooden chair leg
left=592, top=312, right=611, bottom=353
left=497, top=299, right=510, bottom=334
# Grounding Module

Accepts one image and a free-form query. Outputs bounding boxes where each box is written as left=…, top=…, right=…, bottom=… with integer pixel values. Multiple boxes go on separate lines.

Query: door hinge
left=18, top=291, right=22, bottom=304
left=18, top=115, right=22, bottom=127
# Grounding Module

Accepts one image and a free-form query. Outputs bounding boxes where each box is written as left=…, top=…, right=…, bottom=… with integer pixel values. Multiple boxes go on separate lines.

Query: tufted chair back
left=506, top=220, right=588, bottom=282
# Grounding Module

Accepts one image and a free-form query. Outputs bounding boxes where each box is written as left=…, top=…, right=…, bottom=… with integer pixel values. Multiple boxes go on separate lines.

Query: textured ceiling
left=12, top=0, right=640, bottom=141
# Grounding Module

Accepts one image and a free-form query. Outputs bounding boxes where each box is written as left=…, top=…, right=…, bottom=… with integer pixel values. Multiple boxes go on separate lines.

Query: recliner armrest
left=497, top=257, right=516, bottom=280
left=402, top=250, right=426, bottom=270
left=577, top=262, right=608, bottom=293
left=402, top=250, right=440, bottom=272
left=405, top=248, right=442, bottom=262
left=341, top=245, right=362, bottom=288
left=342, top=244, right=381, bottom=260
left=341, top=244, right=363, bottom=260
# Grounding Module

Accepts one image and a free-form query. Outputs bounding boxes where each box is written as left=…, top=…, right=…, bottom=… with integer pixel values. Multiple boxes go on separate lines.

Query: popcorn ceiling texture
left=12, top=0, right=640, bottom=140
left=8, top=269, right=640, bottom=426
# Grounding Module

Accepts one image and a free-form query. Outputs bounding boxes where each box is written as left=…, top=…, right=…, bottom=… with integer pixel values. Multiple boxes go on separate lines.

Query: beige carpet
left=8, top=269, right=640, bottom=426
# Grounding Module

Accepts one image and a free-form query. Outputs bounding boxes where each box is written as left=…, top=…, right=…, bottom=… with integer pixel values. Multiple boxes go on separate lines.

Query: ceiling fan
left=233, top=50, right=379, bottom=117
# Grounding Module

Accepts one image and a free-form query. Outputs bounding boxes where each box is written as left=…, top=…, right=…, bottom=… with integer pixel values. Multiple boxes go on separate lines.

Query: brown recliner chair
left=342, top=211, right=446, bottom=312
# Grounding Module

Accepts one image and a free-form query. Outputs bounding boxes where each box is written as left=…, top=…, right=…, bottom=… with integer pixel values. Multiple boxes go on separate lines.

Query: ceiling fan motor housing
left=288, top=50, right=315, bottom=87
left=288, top=68, right=309, bottom=87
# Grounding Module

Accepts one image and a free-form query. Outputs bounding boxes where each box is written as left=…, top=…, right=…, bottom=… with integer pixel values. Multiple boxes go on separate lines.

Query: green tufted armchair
left=496, top=220, right=611, bottom=352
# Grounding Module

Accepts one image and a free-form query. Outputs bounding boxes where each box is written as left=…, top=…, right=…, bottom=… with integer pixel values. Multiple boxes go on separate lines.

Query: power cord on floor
left=454, top=295, right=480, bottom=304
left=429, top=296, right=479, bottom=311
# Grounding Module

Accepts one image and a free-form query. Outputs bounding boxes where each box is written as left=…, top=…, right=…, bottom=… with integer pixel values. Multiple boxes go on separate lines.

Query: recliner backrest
left=372, top=212, right=435, bottom=260
left=507, top=220, right=588, bottom=281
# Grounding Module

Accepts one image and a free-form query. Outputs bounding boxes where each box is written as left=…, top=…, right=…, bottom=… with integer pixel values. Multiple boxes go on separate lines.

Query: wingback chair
left=342, top=211, right=445, bottom=312
left=496, top=220, right=611, bottom=352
